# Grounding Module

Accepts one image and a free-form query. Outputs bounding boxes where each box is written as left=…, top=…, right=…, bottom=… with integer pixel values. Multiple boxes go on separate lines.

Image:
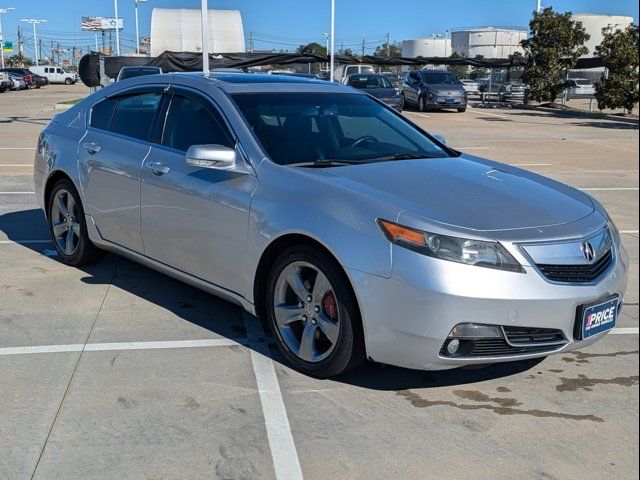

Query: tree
left=4, top=54, right=32, bottom=67
left=521, top=7, right=590, bottom=103
left=470, top=55, right=488, bottom=79
left=374, top=41, right=402, bottom=58
left=296, top=42, right=327, bottom=56
left=595, top=24, right=639, bottom=112
left=447, top=52, right=468, bottom=79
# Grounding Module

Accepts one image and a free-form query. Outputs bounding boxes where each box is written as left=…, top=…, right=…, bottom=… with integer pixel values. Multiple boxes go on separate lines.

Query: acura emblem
left=582, top=242, right=596, bottom=263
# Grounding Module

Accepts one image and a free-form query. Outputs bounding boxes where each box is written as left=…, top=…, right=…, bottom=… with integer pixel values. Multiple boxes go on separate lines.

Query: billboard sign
left=2, top=41, right=13, bottom=54
left=82, top=16, right=124, bottom=31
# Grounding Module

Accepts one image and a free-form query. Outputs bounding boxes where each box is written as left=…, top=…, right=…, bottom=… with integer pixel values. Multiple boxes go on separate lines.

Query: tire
left=418, top=96, right=427, bottom=112
left=65, top=78, right=73, bottom=85
left=47, top=178, right=105, bottom=266
left=457, top=106, right=467, bottom=113
left=266, top=245, right=366, bottom=377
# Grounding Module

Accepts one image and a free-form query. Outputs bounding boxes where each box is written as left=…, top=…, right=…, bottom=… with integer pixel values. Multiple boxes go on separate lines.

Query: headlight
left=603, top=211, right=620, bottom=244
left=377, top=219, right=524, bottom=273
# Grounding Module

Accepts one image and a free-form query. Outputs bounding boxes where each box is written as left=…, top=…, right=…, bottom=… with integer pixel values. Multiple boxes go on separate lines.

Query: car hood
left=424, top=84, right=465, bottom=94
left=363, top=88, right=398, bottom=99
left=316, top=156, right=594, bottom=232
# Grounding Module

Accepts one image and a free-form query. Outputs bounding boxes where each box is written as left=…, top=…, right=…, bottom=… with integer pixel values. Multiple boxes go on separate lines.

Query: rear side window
left=90, top=98, right=117, bottom=130
left=109, top=92, right=162, bottom=141
left=162, top=94, right=233, bottom=152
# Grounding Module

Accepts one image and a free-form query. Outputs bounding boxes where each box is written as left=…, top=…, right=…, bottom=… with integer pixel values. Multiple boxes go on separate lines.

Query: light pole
left=134, top=0, right=147, bottom=55
left=0, top=7, right=15, bottom=69
left=536, top=0, right=542, bottom=13
left=113, top=0, right=120, bottom=56
left=329, top=0, right=335, bottom=82
left=201, top=0, right=209, bottom=74
left=323, top=32, right=329, bottom=72
left=20, top=18, right=46, bottom=66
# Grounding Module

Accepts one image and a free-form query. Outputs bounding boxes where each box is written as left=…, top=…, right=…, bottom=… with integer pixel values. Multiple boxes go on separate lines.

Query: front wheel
left=418, top=96, right=427, bottom=112
left=457, top=106, right=467, bottom=113
left=266, top=245, right=365, bottom=377
left=65, top=78, right=73, bottom=85
left=47, top=179, right=105, bottom=266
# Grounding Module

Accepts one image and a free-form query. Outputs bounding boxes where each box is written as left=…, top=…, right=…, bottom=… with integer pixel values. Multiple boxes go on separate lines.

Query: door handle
left=144, top=161, right=170, bottom=176
left=81, top=142, right=101, bottom=154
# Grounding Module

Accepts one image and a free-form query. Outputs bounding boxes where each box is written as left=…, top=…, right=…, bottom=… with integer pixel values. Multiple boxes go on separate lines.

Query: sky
left=1, top=0, right=638, bottom=61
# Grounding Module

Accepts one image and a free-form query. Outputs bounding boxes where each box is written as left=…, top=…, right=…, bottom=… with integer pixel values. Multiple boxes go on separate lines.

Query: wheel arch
left=43, top=170, right=76, bottom=220
left=252, top=233, right=361, bottom=322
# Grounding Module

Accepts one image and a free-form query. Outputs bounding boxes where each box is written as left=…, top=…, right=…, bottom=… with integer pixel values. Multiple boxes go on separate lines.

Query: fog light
left=448, top=323, right=502, bottom=339
left=446, top=339, right=460, bottom=355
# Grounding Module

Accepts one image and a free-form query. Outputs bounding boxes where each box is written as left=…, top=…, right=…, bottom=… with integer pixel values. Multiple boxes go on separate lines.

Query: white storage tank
left=451, top=27, right=528, bottom=58
left=150, top=8, right=245, bottom=57
left=571, top=14, right=634, bottom=56
left=401, top=38, right=452, bottom=58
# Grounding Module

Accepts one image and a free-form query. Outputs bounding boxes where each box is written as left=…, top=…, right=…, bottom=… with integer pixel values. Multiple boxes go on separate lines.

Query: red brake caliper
left=322, top=292, right=337, bottom=321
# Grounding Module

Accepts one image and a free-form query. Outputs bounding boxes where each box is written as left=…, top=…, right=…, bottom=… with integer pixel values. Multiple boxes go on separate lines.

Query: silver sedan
left=34, top=73, right=629, bottom=377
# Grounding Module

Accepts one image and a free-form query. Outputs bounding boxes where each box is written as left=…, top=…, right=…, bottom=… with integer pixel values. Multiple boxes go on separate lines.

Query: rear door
left=80, top=87, right=166, bottom=252
left=140, top=87, right=256, bottom=294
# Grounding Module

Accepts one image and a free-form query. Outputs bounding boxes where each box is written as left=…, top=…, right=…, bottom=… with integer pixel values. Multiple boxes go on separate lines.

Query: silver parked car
left=34, top=73, right=629, bottom=377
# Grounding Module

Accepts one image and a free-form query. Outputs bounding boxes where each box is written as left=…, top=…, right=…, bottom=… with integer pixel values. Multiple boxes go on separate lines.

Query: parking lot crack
left=29, top=257, right=122, bottom=480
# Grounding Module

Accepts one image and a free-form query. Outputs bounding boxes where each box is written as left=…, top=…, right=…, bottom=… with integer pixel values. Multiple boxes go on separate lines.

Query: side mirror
left=186, top=144, right=236, bottom=170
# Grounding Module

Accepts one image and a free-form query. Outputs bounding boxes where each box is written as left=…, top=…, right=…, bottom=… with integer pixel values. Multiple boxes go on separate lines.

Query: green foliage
left=469, top=54, right=488, bottom=79
left=595, top=25, right=639, bottom=112
left=521, top=7, right=589, bottom=103
left=4, top=54, right=32, bottom=67
left=447, top=52, right=468, bottom=79
left=296, top=42, right=327, bottom=56
left=373, top=41, right=402, bottom=58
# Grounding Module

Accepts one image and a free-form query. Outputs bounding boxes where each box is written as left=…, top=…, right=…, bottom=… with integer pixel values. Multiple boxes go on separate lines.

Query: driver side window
left=162, top=94, right=234, bottom=152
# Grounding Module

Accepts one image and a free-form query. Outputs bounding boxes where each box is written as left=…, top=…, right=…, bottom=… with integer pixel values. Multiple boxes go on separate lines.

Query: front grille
left=439, top=327, right=567, bottom=358
left=537, top=249, right=613, bottom=283
left=503, top=326, right=566, bottom=345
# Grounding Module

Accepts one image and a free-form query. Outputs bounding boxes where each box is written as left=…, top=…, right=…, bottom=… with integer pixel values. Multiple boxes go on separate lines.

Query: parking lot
left=1, top=84, right=638, bottom=480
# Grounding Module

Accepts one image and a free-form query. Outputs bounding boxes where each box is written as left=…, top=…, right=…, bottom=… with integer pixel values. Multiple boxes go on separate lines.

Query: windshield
left=420, top=72, right=459, bottom=85
left=347, top=75, right=393, bottom=89
left=232, top=93, right=449, bottom=166
left=119, top=68, right=158, bottom=80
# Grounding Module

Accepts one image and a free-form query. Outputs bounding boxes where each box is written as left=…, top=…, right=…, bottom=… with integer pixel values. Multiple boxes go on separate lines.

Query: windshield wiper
left=289, top=159, right=365, bottom=168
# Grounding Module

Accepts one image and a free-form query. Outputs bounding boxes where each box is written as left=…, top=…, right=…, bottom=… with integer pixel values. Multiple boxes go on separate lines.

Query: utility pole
left=50, top=40, right=53, bottom=64
left=386, top=33, right=390, bottom=56
left=134, top=0, right=147, bottom=55
left=249, top=31, right=254, bottom=53
left=17, top=25, right=22, bottom=56
left=361, top=39, right=365, bottom=59
left=536, top=0, right=542, bottom=13
left=329, top=0, right=335, bottom=82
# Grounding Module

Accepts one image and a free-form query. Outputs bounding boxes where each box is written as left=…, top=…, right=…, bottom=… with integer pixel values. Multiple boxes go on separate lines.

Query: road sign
left=2, top=41, right=13, bottom=54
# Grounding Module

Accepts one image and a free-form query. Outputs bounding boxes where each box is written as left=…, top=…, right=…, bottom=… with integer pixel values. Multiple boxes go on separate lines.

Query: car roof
left=189, top=72, right=351, bottom=94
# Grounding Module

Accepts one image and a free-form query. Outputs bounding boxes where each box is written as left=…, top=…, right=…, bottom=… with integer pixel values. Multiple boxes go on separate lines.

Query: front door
left=140, top=88, right=256, bottom=295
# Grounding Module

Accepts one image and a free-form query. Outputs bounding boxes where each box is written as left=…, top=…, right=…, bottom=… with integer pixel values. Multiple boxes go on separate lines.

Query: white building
left=401, top=38, right=451, bottom=58
left=451, top=27, right=528, bottom=58
left=150, top=8, right=245, bottom=57
left=571, top=14, right=634, bottom=57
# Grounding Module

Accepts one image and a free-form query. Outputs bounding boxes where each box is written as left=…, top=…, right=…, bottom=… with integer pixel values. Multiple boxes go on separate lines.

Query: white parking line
left=243, top=312, right=303, bottom=480
left=456, top=147, right=490, bottom=151
left=0, top=240, right=51, bottom=245
left=468, top=108, right=508, bottom=118
left=580, top=187, right=639, bottom=192
left=0, top=338, right=249, bottom=356
left=0, top=147, right=36, bottom=150
left=0, top=192, right=35, bottom=195
left=621, top=230, right=639, bottom=234
left=611, top=328, right=639, bottom=335
left=405, top=112, right=431, bottom=119
left=0, top=164, right=32, bottom=167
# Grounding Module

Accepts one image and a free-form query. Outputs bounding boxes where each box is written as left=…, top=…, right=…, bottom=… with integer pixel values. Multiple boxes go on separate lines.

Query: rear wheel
left=266, top=245, right=365, bottom=377
left=47, top=179, right=105, bottom=266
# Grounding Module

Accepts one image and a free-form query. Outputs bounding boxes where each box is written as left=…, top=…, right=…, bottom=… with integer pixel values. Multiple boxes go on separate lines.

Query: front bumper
left=426, top=95, right=467, bottom=108
left=379, top=97, right=404, bottom=111
left=348, top=239, right=629, bottom=371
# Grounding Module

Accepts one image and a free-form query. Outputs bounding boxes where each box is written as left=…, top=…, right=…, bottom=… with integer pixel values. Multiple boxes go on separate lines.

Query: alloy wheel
left=273, top=261, right=341, bottom=363
left=51, top=188, right=81, bottom=256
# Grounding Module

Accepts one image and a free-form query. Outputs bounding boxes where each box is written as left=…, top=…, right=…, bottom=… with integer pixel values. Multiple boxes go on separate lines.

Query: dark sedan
left=345, top=73, right=404, bottom=111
